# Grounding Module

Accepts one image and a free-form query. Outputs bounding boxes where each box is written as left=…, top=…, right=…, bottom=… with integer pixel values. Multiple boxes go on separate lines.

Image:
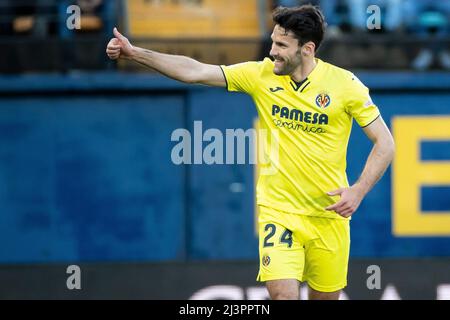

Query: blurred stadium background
left=0, top=0, right=450, bottom=300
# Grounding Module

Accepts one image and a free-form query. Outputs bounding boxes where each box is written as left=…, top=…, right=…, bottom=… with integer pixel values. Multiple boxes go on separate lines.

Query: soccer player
left=106, top=5, right=395, bottom=300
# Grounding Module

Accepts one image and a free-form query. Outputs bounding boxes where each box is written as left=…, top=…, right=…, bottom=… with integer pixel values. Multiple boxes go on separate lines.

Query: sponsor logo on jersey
left=272, top=105, right=328, bottom=125
left=269, top=86, right=284, bottom=92
left=271, top=104, right=328, bottom=134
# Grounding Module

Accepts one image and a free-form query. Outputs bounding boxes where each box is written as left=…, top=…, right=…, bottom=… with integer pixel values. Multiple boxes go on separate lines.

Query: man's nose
left=270, top=44, right=277, bottom=57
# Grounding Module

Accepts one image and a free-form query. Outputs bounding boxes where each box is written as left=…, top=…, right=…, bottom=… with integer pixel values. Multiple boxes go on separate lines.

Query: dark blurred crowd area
left=0, top=0, right=449, bottom=74
left=0, top=0, right=119, bottom=73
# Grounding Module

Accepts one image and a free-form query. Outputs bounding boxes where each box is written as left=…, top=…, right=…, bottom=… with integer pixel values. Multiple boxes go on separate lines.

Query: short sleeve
left=220, top=61, right=262, bottom=95
left=345, top=75, right=380, bottom=127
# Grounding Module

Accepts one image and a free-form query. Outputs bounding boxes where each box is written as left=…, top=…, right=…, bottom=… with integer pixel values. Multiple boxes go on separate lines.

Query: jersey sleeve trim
left=219, top=65, right=229, bottom=91
left=360, top=113, right=381, bottom=128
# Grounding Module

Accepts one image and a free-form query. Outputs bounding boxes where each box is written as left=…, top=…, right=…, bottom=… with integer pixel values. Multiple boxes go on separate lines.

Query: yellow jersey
left=221, top=58, right=380, bottom=219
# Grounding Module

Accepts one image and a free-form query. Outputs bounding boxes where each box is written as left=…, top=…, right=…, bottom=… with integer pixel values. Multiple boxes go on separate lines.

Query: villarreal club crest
left=315, top=92, right=331, bottom=109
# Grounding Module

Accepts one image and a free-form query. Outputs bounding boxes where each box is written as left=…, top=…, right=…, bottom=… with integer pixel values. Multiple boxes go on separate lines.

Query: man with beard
left=106, top=5, right=395, bottom=300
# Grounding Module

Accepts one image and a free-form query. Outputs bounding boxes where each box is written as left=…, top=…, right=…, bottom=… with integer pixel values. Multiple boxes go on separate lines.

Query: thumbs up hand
left=106, top=27, right=134, bottom=60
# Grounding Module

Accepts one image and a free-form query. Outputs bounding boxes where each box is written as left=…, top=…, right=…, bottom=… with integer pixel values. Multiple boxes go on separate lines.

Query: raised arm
left=106, top=28, right=226, bottom=87
left=326, top=116, right=395, bottom=217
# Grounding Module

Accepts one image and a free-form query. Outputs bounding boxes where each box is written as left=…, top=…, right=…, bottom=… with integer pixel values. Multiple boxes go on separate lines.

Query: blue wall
left=347, top=92, right=450, bottom=257
left=0, top=73, right=449, bottom=263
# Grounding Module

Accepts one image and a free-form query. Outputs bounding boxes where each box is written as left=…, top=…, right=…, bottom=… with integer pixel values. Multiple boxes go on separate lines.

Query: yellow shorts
left=257, top=205, right=350, bottom=293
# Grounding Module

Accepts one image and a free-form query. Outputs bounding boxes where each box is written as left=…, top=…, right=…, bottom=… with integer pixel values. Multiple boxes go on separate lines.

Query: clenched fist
left=106, top=27, right=134, bottom=60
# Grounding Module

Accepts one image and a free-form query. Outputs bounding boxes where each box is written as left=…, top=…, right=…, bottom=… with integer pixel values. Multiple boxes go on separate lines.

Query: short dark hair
left=272, top=4, right=326, bottom=51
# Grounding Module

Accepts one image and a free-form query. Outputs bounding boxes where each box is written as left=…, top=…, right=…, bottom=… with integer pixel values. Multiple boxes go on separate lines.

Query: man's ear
left=301, top=41, right=316, bottom=56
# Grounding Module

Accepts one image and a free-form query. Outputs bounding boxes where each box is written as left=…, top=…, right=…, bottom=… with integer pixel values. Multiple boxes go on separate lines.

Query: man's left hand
left=325, top=185, right=365, bottom=218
